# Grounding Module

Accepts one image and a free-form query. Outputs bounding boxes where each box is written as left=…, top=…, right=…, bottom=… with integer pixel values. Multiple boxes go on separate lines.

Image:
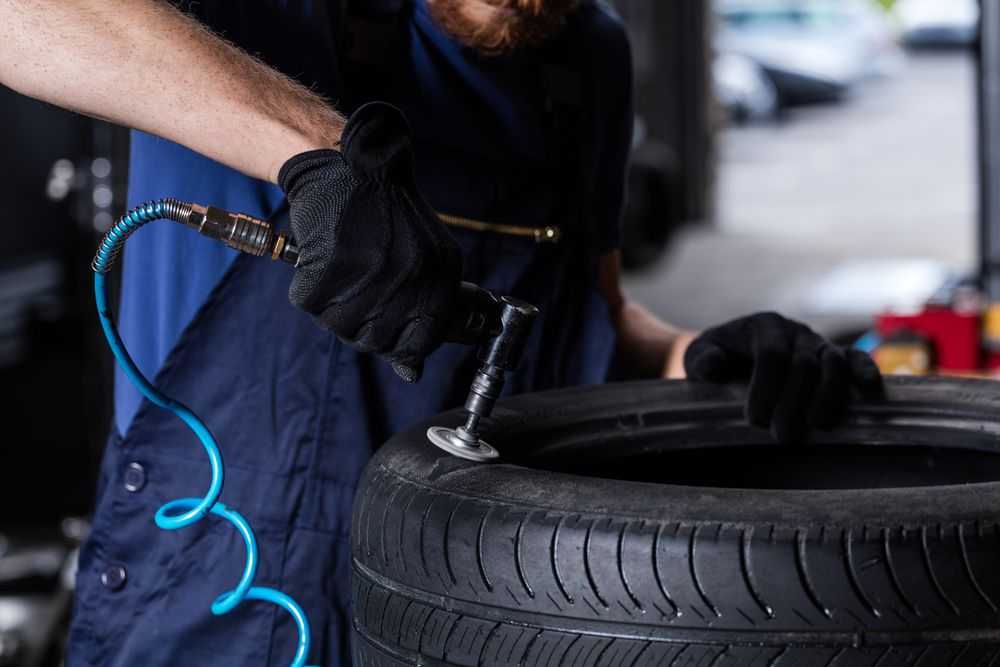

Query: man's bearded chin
left=430, top=0, right=581, bottom=57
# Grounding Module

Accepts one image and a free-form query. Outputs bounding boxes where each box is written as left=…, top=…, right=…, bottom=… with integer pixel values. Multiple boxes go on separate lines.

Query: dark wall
left=0, top=87, right=128, bottom=523
left=0, top=88, right=87, bottom=258
left=612, top=0, right=715, bottom=222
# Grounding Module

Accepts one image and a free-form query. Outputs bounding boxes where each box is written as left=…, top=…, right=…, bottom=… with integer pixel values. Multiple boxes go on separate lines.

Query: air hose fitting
left=170, top=201, right=301, bottom=265
left=92, top=200, right=317, bottom=667
left=92, top=198, right=299, bottom=274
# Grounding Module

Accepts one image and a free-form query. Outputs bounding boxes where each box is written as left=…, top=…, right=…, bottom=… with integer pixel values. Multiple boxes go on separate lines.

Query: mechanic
left=0, top=1, right=882, bottom=665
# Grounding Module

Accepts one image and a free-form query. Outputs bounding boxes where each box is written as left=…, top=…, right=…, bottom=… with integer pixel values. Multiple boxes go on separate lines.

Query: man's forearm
left=598, top=250, right=697, bottom=378
left=0, top=0, right=345, bottom=183
left=614, top=299, right=696, bottom=379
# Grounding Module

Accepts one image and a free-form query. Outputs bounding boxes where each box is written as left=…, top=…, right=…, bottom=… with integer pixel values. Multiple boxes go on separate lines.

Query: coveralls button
left=123, top=462, right=146, bottom=492
left=101, top=564, right=127, bottom=591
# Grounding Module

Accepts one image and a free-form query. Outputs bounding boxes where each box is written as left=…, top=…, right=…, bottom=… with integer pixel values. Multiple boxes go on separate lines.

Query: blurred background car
left=715, top=0, right=903, bottom=106
left=714, top=52, right=778, bottom=122
left=894, top=0, right=980, bottom=47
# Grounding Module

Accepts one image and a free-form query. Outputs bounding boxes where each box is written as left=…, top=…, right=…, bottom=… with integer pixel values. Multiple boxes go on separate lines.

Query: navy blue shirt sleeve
left=586, top=8, right=634, bottom=253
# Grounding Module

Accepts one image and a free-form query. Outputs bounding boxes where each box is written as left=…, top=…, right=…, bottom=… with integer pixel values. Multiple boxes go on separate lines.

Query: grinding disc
left=426, top=426, right=499, bottom=462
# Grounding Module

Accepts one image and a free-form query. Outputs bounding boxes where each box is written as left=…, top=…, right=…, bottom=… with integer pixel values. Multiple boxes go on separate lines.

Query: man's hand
left=278, top=102, right=464, bottom=383
left=685, top=312, right=883, bottom=442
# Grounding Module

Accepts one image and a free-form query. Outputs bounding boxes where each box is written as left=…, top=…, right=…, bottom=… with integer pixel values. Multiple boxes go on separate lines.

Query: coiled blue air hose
left=93, top=199, right=319, bottom=667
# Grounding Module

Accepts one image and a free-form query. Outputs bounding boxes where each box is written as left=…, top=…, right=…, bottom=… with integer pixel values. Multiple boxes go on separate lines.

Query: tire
left=351, top=377, right=1000, bottom=666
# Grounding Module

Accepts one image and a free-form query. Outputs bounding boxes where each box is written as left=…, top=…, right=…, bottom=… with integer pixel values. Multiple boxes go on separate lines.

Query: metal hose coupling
left=163, top=200, right=301, bottom=267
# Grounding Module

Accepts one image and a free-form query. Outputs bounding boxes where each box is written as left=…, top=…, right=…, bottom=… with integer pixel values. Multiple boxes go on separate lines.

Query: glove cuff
left=277, top=149, right=342, bottom=196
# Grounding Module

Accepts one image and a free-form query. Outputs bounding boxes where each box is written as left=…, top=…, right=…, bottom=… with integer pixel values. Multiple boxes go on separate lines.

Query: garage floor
left=625, top=50, right=977, bottom=339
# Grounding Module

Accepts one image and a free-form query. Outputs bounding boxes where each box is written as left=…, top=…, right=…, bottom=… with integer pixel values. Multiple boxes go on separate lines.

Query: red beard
left=428, top=0, right=581, bottom=57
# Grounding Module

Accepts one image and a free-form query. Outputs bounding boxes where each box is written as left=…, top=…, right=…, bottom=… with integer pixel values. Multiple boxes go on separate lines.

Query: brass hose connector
left=164, top=203, right=300, bottom=267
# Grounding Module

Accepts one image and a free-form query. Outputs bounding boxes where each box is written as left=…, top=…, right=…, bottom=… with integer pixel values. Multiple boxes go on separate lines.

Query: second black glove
left=278, top=102, right=464, bottom=382
left=684, top=312, right=883, bottom=442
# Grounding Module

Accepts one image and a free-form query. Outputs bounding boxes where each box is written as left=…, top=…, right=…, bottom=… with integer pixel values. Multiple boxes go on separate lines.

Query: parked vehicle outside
left=714, top=0, right=903, bottom=107
left=714, top=52, right=778, bottom=122
left=893, top=0, right=979, bottom=47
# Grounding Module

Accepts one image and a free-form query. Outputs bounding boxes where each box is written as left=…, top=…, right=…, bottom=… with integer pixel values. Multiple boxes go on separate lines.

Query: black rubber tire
left=351, top=377, right=1000, bottom=666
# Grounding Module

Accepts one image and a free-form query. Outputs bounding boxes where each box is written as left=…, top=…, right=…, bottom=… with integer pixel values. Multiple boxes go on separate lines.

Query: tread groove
left=380, top=480, right=404, bottom=568
left=708, top=646, right=729, bottom=667
left=515, top=512, right=536, bottom=599
left=845, top=608, right=865, bottom=625
left=736, top=606, right=757, bottom=627
left=590, top=636, right=615, bottom=667
left=767, top=646, right=788, bottom=667
left=418, top=496, right=436, bottom=579
left=843, top=528, right=881, bottom=618
left=363, top=473, right=381, bottom=558
left=439, top=612, right=463, bottom=663
left=796, top=529, right=834, bottom=619
left=521, top=629, right=545, bottom=665
left=652, top=523, right=681, bottom=618
left=958, top=523, right=997, bottom=612
left=583, top=595, right=602, bottom=617
left=443, top=502, right=460, bottom=585
left=551, top=514, right=574, bottom=604
left=396, top=488, right=419, bottom=578
left=882, top=527, right=920, bottom=616
left=619, top=522, right=644, bottom=613
left=628, top=641, right=652, bottom=667
left=584, top=518, right=611, bottom=609
left=690, top=525, right=722, bottom=618
left=668, top=644, right=691, bottom=667
left=395, top=599, right=414, bottom=645
left=740, top=527, right=775, bottom=619
left=476, top=507, right=494, bottom=592
left=559, top=634, right=584, bottom=666
left=871, top=646, right=892, bottom=667
left=920, top=525, right=961, bottom=615
left=475, top=622, right=502, bottom=667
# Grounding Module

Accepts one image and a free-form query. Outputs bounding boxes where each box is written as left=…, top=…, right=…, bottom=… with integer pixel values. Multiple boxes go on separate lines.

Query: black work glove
left=684, top=312, right=883, bottom=442
left=278, top=102, right=463, bottom=383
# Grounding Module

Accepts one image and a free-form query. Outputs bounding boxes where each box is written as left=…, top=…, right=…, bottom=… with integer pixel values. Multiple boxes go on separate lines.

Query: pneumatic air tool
left=162, top=200, right=538, bottom=462
left=93, top=198, right=529, bottom=667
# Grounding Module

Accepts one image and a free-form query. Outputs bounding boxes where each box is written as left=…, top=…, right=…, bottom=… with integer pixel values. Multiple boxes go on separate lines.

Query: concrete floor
left=624, top=50, right=978, bottom=339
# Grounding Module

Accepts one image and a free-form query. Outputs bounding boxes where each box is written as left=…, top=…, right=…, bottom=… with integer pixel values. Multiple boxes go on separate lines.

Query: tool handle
left=444, top=282, right=505, bottom=346
left=480, top=298, right=539, bottom=371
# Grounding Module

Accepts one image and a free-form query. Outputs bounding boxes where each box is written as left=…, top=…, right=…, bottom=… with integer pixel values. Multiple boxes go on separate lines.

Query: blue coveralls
left=68, top=1, right=633, bottom=664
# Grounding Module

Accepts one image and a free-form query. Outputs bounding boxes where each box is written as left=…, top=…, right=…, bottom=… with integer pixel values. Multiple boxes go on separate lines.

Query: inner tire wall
left=351, top=378, right=1000, bottom=666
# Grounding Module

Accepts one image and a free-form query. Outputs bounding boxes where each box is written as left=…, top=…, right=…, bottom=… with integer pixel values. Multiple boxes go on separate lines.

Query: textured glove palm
left=684, top=312, right=883, bottom=442
left=278, top=102, right=463, bottom=382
